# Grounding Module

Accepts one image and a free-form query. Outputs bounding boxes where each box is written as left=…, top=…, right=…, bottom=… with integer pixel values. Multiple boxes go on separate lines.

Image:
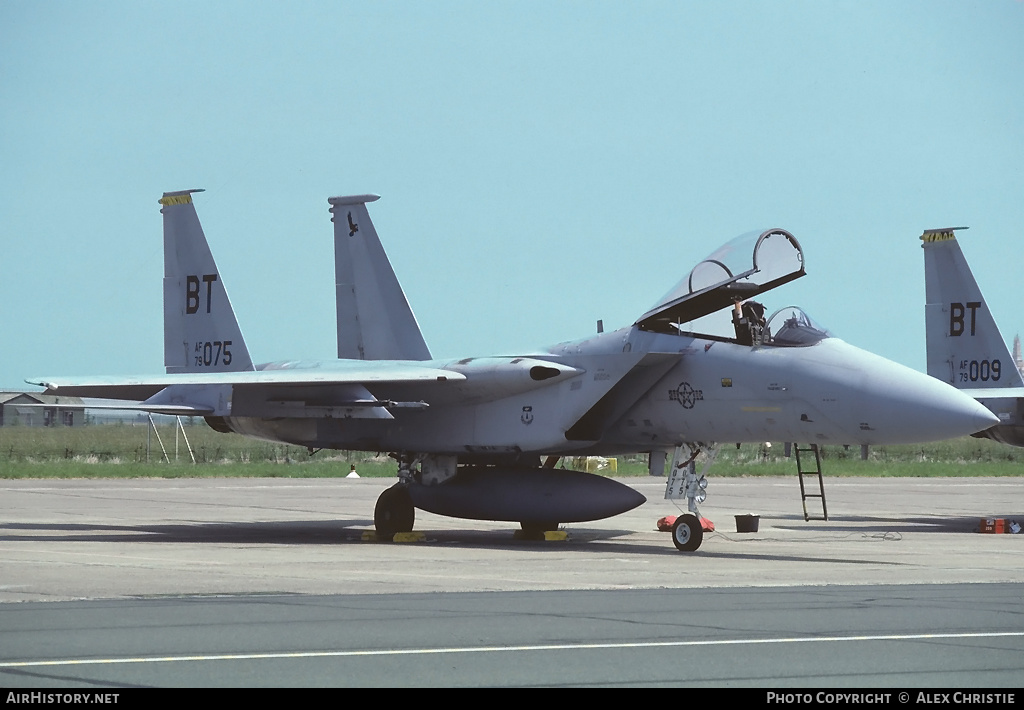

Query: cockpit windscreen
left=763, top=306, right=831, bottom=346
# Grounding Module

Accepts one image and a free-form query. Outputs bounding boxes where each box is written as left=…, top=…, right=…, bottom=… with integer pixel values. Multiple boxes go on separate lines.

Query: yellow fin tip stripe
left=159, top=194, right=193, bottom=206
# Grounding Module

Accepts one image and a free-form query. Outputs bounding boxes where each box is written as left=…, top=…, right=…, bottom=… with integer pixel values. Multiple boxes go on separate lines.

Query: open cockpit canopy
left=635, top=228, right=805, bottom=335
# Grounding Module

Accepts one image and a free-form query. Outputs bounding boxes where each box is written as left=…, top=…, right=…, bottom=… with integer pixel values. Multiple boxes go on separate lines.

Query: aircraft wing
left=26, top=357, right=584, bottom=418
left=27, top=362, right=467, bottom=404
left=635, top=228, right=805, bottom=333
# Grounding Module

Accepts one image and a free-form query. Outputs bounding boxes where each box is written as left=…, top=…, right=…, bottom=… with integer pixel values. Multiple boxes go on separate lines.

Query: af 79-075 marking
left=27, top=191, right=998, bottom=552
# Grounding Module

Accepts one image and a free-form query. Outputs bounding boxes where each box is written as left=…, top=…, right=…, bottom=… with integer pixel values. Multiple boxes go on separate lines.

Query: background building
left=0, top=392, right=85, bottom=427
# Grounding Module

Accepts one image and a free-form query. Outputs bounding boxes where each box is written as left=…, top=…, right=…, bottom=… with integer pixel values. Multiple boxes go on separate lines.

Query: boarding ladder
left=794, top=443, right=828, bottom=521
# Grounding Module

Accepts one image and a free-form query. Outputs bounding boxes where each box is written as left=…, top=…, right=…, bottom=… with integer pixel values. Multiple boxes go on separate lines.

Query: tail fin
left=329, top=194, right=431, bottom=361
left=160, top=189, right=255, bottom=374
left=921, top=228, right=1024, bottom=389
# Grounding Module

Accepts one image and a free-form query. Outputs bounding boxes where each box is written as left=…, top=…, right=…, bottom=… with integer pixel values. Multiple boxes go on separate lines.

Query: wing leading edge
left=28, top=362, right=466, bottom=404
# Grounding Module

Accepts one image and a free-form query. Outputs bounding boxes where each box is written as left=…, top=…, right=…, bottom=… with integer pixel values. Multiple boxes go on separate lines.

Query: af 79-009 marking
left=28, top=191, right=997, bottom=552
left=922, top=227, right=1024, bottom=447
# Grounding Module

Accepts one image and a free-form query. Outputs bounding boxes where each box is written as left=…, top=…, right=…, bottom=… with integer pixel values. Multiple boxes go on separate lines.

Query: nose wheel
left=671, top=514, right=703, bottom=552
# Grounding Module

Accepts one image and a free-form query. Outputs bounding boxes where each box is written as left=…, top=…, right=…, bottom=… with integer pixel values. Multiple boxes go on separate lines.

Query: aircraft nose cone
left=890, top=371, right=999, bottom=441
left=842, top=345, right=999, bottom=443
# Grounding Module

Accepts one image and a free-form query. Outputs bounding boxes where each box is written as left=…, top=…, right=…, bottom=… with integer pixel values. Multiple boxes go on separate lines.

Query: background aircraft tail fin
left=160, top=190, right=255, bottom=374
left=921, top=228, right=1023, bottom=389
left=329, top=194, right=432, bottom=361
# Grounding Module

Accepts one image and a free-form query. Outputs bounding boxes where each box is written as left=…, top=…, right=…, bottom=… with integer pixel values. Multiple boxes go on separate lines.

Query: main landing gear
left=518, top=521, right=561, bottom=540
left=374, top=483, right=414, bottom=540
left=373, top=454, right=437, bottom=540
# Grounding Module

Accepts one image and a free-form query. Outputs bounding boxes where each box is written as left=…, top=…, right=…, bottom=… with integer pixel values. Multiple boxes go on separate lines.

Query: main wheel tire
left=519, top=521, right=559, bottom=539
left=374, top=484, right=415, bottom=540
left=671, top=513, right=704, bottom=552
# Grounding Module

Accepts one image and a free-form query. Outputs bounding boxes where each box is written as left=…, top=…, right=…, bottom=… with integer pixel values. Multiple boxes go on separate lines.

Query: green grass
left=0, top=459, right=398, bottom=479
left=0, top=422, right=397, bottom=478
left=0, top=423, right=1021, bottom=478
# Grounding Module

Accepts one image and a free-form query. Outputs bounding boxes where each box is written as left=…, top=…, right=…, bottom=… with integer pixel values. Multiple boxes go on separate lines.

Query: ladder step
left=794, top=442, right=828, bottom=522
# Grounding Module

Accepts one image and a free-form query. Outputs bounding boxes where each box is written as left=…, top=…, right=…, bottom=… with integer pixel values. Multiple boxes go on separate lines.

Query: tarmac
left=1, top=475, right=1021, bottom=602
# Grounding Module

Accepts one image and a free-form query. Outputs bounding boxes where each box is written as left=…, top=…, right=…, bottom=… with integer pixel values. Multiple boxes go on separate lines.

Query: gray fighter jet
left=921, top=227, right=1024, bottom=447
left=27, top=192, right=998, bottom=552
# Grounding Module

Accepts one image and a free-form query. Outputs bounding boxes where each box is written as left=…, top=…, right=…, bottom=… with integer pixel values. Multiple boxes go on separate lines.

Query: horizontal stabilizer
left=959, top=387, right=1024, bottom=400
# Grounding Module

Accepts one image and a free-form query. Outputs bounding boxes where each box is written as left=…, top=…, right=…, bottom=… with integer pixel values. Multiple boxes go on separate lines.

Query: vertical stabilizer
left=329, top=194, right=431, bottom=361
left=921, top=228, right=1023, bottom=389
left=161, top=190, right=255, bottom=374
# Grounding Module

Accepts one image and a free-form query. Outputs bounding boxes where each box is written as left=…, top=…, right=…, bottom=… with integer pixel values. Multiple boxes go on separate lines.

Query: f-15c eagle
left=28, top=191, right=998, bottom=552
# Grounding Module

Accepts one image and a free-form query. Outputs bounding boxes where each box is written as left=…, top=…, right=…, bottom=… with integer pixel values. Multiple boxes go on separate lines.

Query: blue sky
left=2, top=1, right=1022, bottom=387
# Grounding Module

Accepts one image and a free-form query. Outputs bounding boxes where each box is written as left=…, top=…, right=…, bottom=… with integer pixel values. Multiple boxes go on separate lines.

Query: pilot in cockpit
left=732, top=299, right=767, bottom=346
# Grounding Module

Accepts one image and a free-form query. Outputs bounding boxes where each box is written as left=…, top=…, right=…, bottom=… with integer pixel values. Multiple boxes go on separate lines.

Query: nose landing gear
left=665, top=443, right=717, bottom=552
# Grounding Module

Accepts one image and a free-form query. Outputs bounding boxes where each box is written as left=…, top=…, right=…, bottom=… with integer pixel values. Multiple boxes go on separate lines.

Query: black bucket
left=735, top=514, right=760, bottom=533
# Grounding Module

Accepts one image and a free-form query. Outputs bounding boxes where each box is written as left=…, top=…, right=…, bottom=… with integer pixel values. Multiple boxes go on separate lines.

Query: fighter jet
left=921, top=227, right=1024, bottom=446
left=27, top=192, right=998, bottom=552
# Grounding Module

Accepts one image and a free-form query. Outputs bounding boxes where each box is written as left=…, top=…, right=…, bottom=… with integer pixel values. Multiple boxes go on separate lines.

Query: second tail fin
left=921, top=227, right=1024, bottom=389
left=330, top=194, right=431, bottom=361
left=161, top=189, right=255, bottom=374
